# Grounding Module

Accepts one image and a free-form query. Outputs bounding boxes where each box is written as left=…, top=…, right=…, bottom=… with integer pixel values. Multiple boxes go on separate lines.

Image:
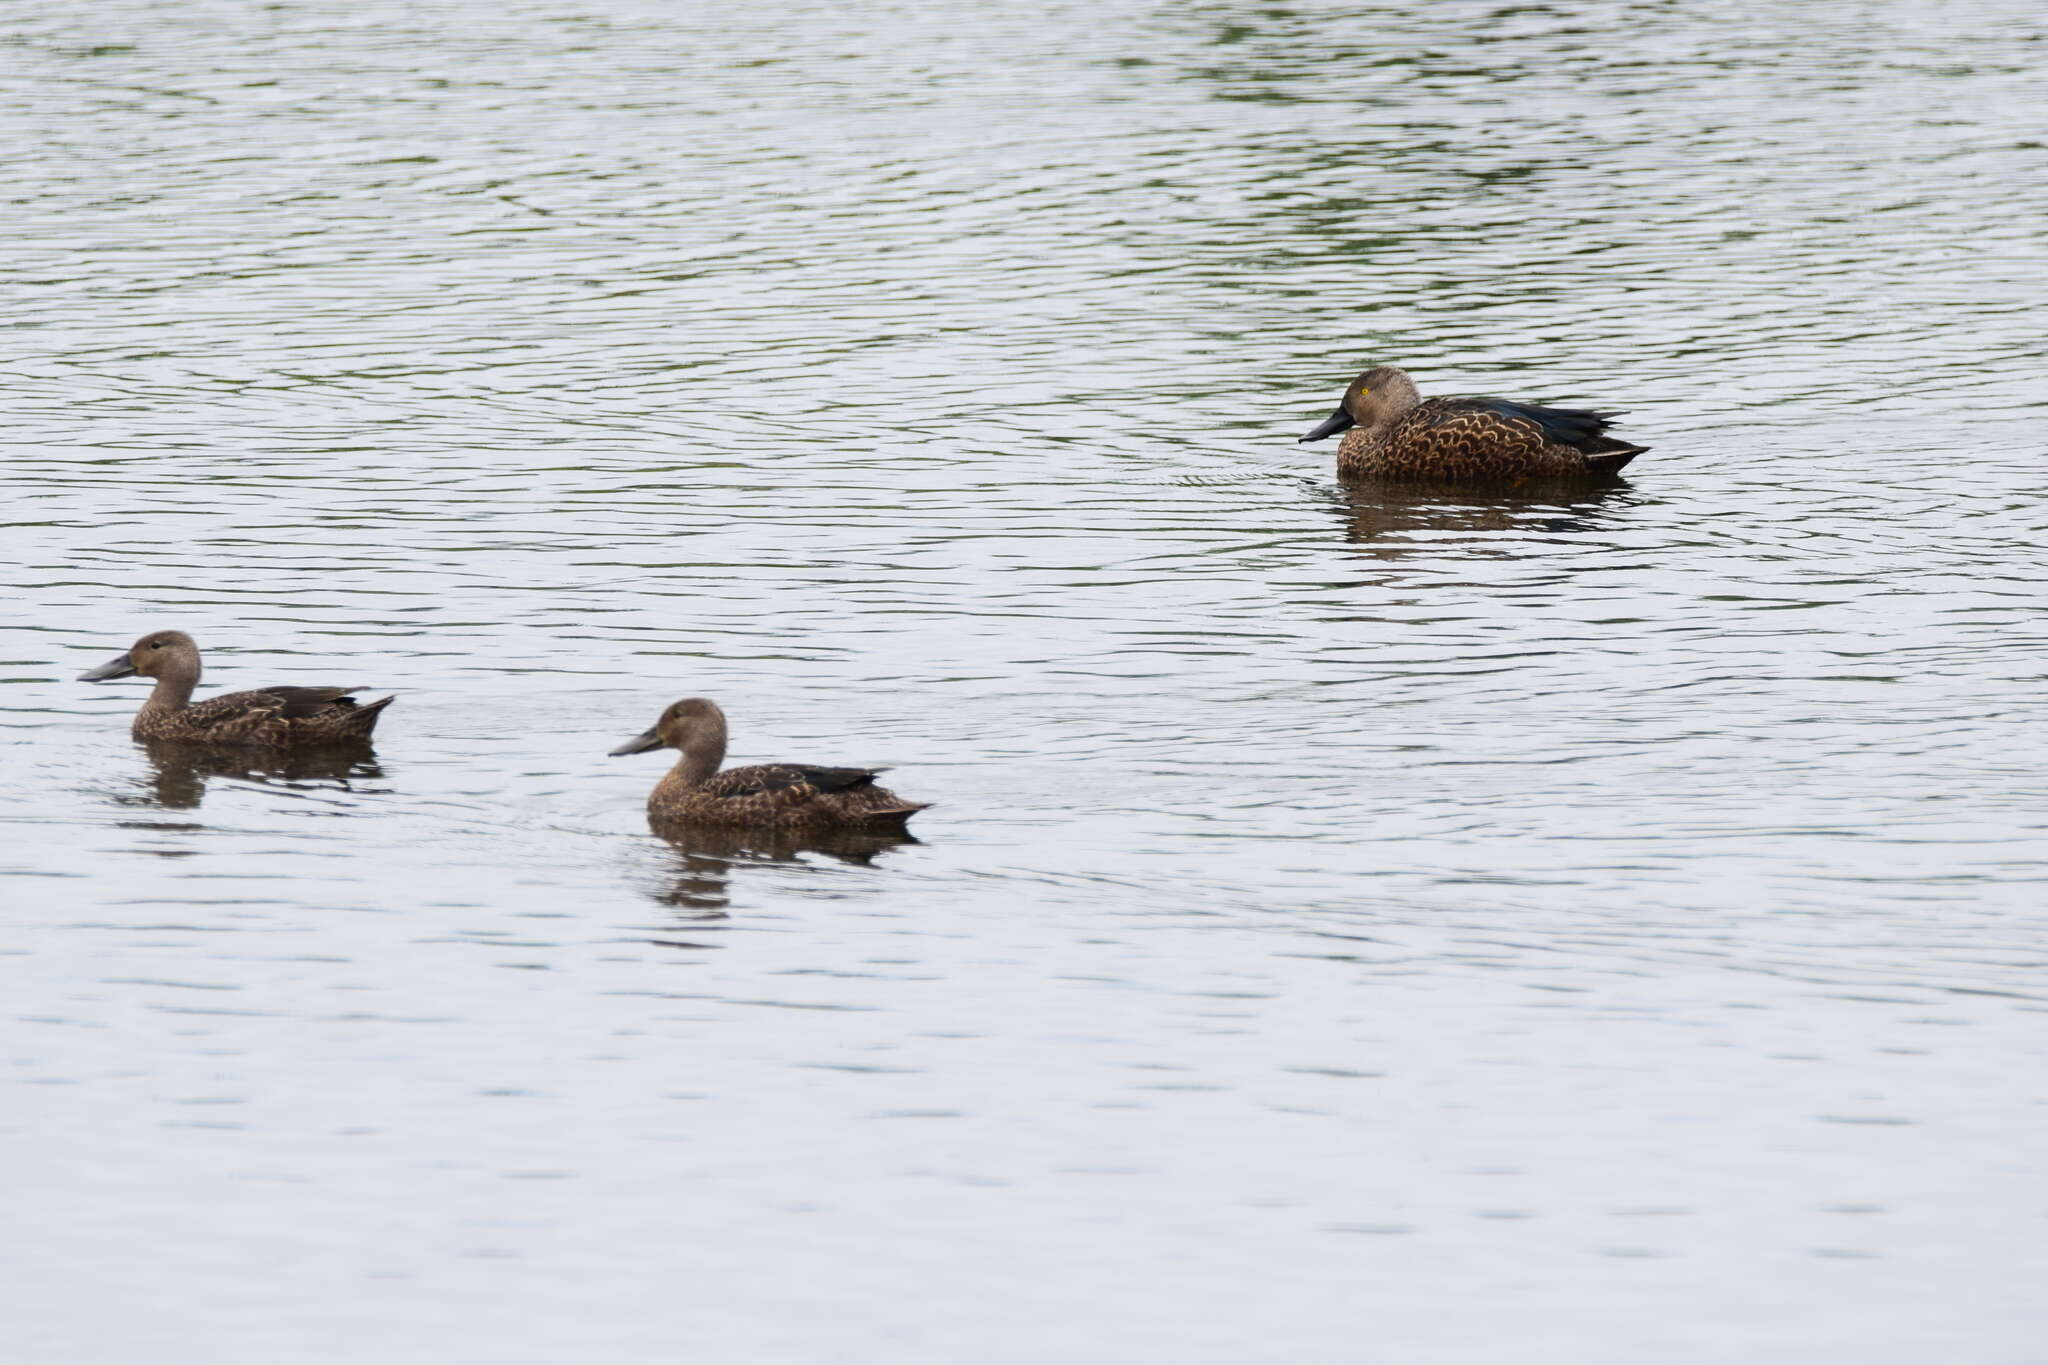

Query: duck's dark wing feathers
left=1438, top=397, right=1623, bottom=451
left=255, top=685, right=369, bottom=717
left=179, top=686, right=368, bottom=730
left=181, top=687, right=289, bottom=730
left=706, top=764, right=885, bottom=799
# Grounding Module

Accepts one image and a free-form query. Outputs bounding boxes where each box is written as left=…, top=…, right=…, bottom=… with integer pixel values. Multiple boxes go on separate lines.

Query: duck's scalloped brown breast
left=650, top=762, right=926, bottom=831
left=1339, top=397, right=1646, bottom=481
left=136, top=687, right=391, bottom=746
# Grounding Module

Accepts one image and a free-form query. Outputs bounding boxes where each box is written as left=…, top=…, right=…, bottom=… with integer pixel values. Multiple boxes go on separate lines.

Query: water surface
left=4, top=2, right=2046, bottom=1361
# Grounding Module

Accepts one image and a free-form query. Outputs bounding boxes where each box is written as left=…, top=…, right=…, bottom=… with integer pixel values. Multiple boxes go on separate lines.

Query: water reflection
left=639, top=824, right=921, bottom=916
left=122, top=740, right=385, bottom=811
left=11, top=2, right=2046, bottom=1352
left=1328, top=480, right=1640, bottom=557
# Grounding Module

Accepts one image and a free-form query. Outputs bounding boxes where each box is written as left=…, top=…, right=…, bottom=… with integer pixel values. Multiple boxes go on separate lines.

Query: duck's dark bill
left=608, top=727, right=663, bottom=757
left=78, top=654, right=137, bottom=682
left=1300, top=407, right=1356, bottom=443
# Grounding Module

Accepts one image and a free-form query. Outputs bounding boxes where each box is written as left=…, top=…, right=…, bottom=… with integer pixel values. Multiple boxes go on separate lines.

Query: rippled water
left=6, top=2, right=2046, bottom=1360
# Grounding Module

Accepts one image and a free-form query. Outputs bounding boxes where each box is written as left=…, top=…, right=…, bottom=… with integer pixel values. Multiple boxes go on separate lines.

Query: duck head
left=79, top=629, right=200, bottom=683
left=1300, top=365, right=1422, bottom=442
left=609, top=697, right=728, bottom=757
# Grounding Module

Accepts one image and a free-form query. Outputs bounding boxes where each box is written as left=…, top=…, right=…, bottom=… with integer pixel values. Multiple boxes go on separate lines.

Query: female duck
left=610, top=698, right=929, bottom=833
left=78, top=629, right=392, bottom=746
left=1301, top=365, right=1647, bottom=481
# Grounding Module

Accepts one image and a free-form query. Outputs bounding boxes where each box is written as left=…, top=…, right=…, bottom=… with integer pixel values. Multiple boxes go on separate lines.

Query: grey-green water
left=5, top=2, right=2046, bottom=1360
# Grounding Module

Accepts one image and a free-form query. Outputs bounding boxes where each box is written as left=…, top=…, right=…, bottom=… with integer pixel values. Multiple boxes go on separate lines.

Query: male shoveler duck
left=1301, top=365, right=1647, bottom=481
left=78, top=629, right=392, bottom=746
left=610, top=697, right=929, bottom=833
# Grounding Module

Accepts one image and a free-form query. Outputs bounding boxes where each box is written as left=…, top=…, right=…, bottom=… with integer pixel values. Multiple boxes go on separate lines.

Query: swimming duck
left=78, top=629, right=392, bottom=746
left=609, top=697, right=929, bottom=833
left=1301, top=365, right=1647, bottom=481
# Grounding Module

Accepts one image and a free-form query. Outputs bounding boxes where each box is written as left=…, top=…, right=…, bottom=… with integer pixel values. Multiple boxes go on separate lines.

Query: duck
left=1301, top=365, right=1647, bottom=481
left=78, top=629, right=392, bottom=746
left=609, top=697, right=930, bottom=833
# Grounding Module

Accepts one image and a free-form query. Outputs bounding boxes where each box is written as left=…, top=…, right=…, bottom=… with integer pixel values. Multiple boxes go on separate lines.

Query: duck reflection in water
left=1329, top=479, right=1640, bottom=559
left=639, top=825, right=921, bottom=923
left=129, top=739, right=384, bottom=811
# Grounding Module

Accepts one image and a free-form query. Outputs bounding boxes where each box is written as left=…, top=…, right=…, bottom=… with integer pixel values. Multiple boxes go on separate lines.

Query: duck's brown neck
left=140, top=649, right=202, bottom=716
left=668, top=721, right=728, bottom=789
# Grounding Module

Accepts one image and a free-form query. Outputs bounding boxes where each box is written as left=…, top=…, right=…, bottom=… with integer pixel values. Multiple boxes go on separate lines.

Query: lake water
left=5, top=2, right=2046, bottom=1361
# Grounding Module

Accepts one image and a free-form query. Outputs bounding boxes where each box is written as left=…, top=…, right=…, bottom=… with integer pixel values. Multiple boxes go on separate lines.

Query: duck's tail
left=345, top=695, right=396, bottom=736
left=1582, top=438, right=1648, bottom=476
left=864, top=802, right=932, bottom=828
